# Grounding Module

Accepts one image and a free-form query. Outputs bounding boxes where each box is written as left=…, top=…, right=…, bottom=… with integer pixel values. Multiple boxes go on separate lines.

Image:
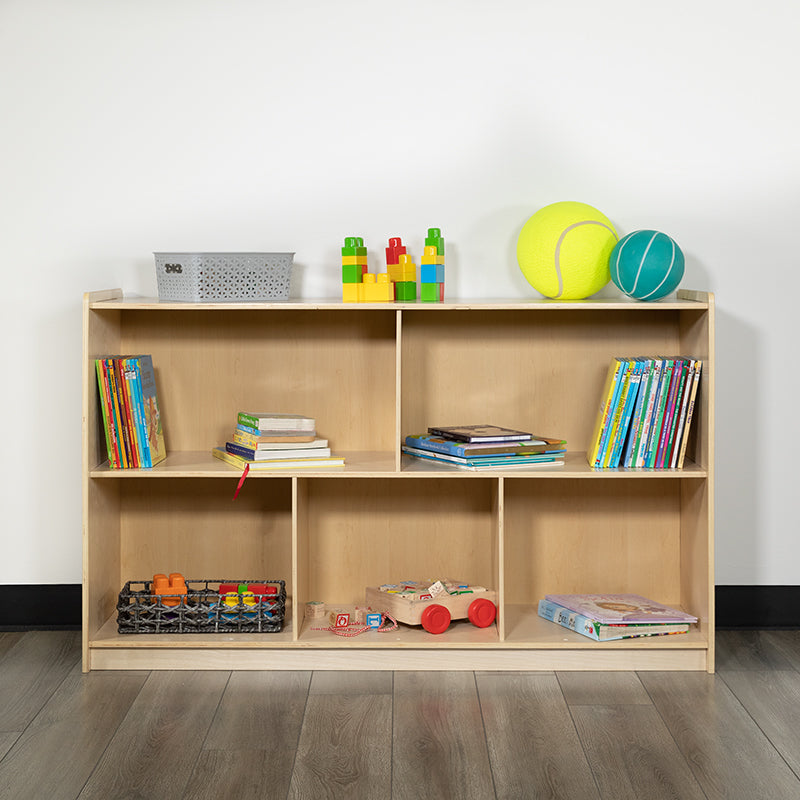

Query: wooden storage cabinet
left=82, top=289, right=714, bottom=672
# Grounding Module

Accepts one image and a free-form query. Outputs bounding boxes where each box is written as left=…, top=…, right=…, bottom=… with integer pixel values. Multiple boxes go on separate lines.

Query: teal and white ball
left=610, top=230, right=685, bottom=301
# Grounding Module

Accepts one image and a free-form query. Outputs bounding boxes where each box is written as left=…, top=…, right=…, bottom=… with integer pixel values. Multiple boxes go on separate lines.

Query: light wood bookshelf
left=82, top=289, right=715, bottom=672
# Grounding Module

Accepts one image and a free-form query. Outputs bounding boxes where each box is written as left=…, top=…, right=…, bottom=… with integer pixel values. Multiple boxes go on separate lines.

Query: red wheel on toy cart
left=468, top=598, right=497, bottom=628
left=421, top=603, right=451, bottom=634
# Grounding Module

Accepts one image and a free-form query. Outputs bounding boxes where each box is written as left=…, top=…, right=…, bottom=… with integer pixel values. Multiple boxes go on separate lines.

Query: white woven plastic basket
left=154, top=252, right=294, bottom=302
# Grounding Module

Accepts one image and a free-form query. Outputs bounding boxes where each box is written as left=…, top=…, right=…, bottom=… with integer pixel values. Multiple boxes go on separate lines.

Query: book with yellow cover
left=587, top=358, right=627, bottom=468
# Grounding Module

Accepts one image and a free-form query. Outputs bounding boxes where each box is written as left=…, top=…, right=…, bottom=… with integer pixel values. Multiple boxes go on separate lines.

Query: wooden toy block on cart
left=365, top=580, right=497, bottom=634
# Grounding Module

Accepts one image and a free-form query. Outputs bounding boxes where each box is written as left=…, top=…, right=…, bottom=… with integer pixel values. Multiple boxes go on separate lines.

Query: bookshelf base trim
left=86, top=645, right=709, bottom=672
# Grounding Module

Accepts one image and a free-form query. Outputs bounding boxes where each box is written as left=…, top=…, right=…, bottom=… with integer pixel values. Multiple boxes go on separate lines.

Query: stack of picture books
left=402, top=425, right=566, bottom=471
left=587, top=356, right=702, bottom=469
left=538, top=593, right=697, bottom=641
left=95, top=355, right=167, bottom=468
left=212, top=412, right=345, bottom=470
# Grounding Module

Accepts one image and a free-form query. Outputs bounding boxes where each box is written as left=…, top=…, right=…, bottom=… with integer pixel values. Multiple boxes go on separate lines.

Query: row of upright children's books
left=95, top=355, right=166, bottom=468
left=588, top=356, right=702, bottom=470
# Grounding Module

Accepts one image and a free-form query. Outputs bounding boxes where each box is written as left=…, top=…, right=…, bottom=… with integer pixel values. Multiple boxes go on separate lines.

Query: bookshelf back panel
left=503, top=479, right=684, bottom=608
left=119, top=310, right=397, bottom=453
left=401, top=310, right=686, bottom=452
left=300, top=478, right=498, bottom=606
left=118, top=479, right=293, bottom=594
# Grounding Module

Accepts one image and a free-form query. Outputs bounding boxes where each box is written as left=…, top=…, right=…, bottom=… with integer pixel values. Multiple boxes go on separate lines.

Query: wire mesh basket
left=116, top=578, right=286, bottom=633
left=154, top=252, right=294, bottom=302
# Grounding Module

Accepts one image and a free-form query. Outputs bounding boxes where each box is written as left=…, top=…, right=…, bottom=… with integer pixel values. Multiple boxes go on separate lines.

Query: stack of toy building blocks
left=341, top=236, right=393, bottom=303
left=420, top=227, right=445, bottom=302
left=341, top=229, right=444, bottom=303
left=386, top=236, right=417, bottom=301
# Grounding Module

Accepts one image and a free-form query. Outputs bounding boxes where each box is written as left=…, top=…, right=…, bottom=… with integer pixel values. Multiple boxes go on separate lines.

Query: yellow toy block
left=342, top=282, right=360, bottom=303
left=342, top=255, right=368, bottom=266
left=388, top=262, right=416, bottom=283
left=361, top=272, right=393, bottom=302
left=421, top=245, right=445, bottom=265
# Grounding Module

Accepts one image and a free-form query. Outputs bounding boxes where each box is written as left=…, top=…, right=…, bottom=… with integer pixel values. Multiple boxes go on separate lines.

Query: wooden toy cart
left=365, top=585, right=497, bottom=634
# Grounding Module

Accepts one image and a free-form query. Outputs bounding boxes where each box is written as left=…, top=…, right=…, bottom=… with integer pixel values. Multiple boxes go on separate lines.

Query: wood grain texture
left=715, top=630, right=797, bottom=671
left=0, top=732, right=20, bottom=762
left=288, top=693, right=392, bottom=800
left=640, top=670, right=800, bottom=799
left=0, top=630, right=81, bottom=730
left=0, top=632, right=24, bottom=661
left=182, top=750, right=277, bottom=800
left=720, top=669, right=800, bottom=776
left=7, top=629, right=800, bottom=799
left=759, top=629, right=800, bottom=668
left=570, top=705, right=706, bottom=800
left=202, top=671, right=310, bottom=750
left=0, top=665, right=147, bottom=800
left=308, top=670, right=392, bottom=695
left=77, top=670, right=228, bottom=799
left=392, top=672, right=494, bottom=800
left=477, top=672, right=600, bottom=799
left=184, top=671, right=310, bottom=800
left=557, top=671, right=651, bottom=705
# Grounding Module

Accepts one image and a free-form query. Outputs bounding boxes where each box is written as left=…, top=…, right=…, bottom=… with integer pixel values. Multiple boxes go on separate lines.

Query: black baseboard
left=715, top=585, right=800, bottom=629
left=0, top=584, right=797, bottom=631
left=0, top=584, right=81, bottom=630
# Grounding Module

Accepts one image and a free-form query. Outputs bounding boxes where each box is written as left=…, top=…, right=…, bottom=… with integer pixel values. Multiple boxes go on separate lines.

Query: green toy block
left=341, top=245, right=368, bottom=256
left=395, top=280, right=417, bottom=301
left=424, top=235, right=445, bottom=255
left=342, top=263, right=363, bottom=283
left=420, top=282, right=440, bottom=302
left=342, top=237, right=367, bottom=256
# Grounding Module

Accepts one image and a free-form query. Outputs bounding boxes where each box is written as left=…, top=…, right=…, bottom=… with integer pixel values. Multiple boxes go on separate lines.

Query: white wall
left=2, top=0, right=797, bottom=585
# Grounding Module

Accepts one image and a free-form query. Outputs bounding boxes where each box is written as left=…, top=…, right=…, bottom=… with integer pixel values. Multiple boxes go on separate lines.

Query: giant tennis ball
left=516, top=201, right=618, bottom=299
left=610, top=230, right=685, bottom=301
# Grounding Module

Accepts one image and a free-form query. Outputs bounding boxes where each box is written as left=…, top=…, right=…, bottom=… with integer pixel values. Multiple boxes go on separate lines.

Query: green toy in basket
left=517, top=201, right=618, bottom=300
left=610, top=230, right=685, bottom=301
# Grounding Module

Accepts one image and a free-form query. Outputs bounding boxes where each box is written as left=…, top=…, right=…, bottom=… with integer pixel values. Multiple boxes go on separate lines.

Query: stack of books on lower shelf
left=212, top=412, right=345, bottom=470
left=588, top=356, right=702, bottom=469
left=538, top=593, right=697, bottom=641
left=402, top=425, right=566, bottom=471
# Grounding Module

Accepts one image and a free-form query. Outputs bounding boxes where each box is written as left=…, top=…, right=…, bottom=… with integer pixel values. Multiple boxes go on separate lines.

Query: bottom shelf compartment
left=86, top=603, right=711, bottom=672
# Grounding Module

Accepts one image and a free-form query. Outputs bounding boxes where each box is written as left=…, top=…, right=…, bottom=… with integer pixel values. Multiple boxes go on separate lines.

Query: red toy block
left=385, top=236, right=407, bottom=266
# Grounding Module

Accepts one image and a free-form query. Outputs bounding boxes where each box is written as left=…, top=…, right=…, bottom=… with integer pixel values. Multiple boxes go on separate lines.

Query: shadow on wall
left=714, top=307, right=759, bottom=583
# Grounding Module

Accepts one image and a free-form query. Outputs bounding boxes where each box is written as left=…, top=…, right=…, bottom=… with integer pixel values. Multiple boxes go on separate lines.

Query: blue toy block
left=421, top=263, right=444, bottom=284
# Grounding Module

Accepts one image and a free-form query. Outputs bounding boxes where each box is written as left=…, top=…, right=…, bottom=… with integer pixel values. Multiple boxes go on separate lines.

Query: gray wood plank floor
left=1, top=630, right=799, bottom=799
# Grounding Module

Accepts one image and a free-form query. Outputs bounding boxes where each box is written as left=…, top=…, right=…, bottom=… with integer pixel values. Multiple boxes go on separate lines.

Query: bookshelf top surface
left=87, top=291, right=712, bottom=312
